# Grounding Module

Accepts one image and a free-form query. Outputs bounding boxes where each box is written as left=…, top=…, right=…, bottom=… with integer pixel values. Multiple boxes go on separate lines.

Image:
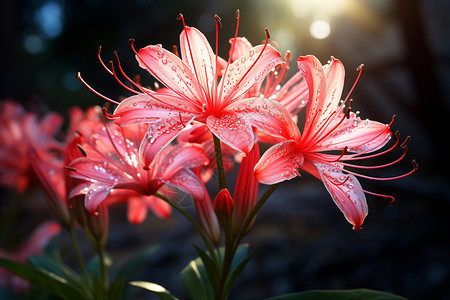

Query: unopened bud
left=213, top=189, right=234, bottom=221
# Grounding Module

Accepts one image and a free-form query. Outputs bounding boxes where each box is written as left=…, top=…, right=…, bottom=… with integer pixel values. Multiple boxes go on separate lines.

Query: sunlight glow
left=310, top=20, right=330, bottom=39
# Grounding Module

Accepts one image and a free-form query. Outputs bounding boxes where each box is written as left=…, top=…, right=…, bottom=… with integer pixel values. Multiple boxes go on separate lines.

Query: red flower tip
left=213, top=188, right=234, bottom=221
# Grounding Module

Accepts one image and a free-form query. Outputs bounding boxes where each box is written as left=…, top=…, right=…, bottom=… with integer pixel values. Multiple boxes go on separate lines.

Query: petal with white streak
left=206, top=112, right=254, bottom=154
left=219, top=44, right=283, bottom=105
left=315, top=163, right=368, bottom=230
left=229, top=97, right=301, bottom=141
left=137, top=45, right=203, bottom=105
left=255, top=140, right=304, bottom=184
left=139, top=113, right=195, bottom=168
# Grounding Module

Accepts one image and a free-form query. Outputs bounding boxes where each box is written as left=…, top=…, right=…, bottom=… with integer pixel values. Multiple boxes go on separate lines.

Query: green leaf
left=0, top=258, right=88, bottom=300
left=130, top=281, right=179, bottom=300
left=180, top=244, right=250, bottom=300
left=192, top=244, right=219, bottom=294
left=180, top=260, right=212, bottom=300
left=28, top=256, right=86, bottom=293
left=265, top=289, right=408, bottom=300
left=113, top=245, right=159, bottom=282
left=223, top=249, right=255, bottom=297
left=92, top=274, right=106, bottom=300
left=108, top=279, right=125, bottom=300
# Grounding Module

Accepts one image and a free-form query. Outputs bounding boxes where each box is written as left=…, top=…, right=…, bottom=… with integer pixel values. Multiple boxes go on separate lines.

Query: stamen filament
left=77, top=72, right=120, bottom=105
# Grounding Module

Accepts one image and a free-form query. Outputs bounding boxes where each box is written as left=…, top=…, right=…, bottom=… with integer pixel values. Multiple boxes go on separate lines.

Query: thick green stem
left=215, top=220, right=234, bottom=300
left=213, top=135, right=227, bottom=190
left=96, top=242, right=108, bottom=291
left=68, top=227, right=91, bottom=289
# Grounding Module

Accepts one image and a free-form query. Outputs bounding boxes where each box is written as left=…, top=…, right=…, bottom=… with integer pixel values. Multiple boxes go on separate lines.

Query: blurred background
left=0, top=0, right=449, bottom=299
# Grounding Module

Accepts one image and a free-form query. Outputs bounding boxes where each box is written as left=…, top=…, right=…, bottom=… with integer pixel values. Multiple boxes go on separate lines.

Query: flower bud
left=213, top=189, right=234, bottom=222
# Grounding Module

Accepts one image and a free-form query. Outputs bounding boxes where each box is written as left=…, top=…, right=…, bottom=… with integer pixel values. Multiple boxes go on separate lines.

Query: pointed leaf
left=108, top=279, right=125, bottom=300
left=130, top=281, right=179, bottom=300
left=265, top=288, right=407, bottom=300
left=192, top=244, right=219, bottom=294
left=180, top=260, right=212, bottom=300
left=0, top=258, right=87, bottom=300
left=28, top=256, right=86, bottom=293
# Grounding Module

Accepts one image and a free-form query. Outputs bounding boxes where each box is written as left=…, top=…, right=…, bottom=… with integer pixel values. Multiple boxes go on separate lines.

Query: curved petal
left=180, top=26, right=216, bottom=100
left=144, top=195, right=171, bottom=219
left=316, top=113, right=392, bottom=153
left=164, top=169, right=207, bottom=202
left=206, top=112, right=254, bottom=154
left=274, top=71, right=309, bottom=116
left=69, top=157, right=126, bottom=184
left=139, top=113, right=195, bottom=168
left=114, top=94, right=197, bottom=127
left=255, top=140, right=304, bottom=184
left=137, top=45, right=203, bottom=106
left=157, top=143, right=209, bottom=180
left=315, top=163, right=368, bottom=230
left=322, top=57, right=345, bottom=113
left=228, top=97, right=301, bottom=141
left=219, top=44, right=283, bottom=106
left=229, top=37, right=252, bottom=62
left=127, top=196, right=148, bottom=225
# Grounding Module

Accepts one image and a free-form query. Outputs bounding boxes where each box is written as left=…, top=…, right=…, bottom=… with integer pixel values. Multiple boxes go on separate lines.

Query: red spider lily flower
left=67, top=122, right=210, bottom=225
left=0, top=221, right=61, bottom=293
left=232, top=144, right=260, bottom=235
left=255, top=56, right=417, bottom=230
left=0, top=101, right=63, bottom=193
left=103, top=12, right=299, bottom=168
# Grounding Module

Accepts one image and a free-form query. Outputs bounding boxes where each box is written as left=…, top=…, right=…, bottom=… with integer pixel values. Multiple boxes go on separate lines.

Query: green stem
left=96, top=242, right=108, bottom=291
left=213, top=135, right=227, bottom=190
left=215, top=220, right=234, bottom=300
left=68, top=227, right=91, bottom=289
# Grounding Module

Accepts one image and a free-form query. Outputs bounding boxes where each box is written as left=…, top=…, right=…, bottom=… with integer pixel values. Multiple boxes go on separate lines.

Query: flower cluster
left=0, top=11, right=416, bottom=300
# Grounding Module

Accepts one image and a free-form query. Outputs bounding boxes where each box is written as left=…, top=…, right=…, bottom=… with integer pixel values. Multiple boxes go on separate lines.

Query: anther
left=400, top=136, right=410, bottom=149
left=176, top=13, right=186, bottom=28
left=64, top=166, right=77, bottom=172
left=77, top=145, right=87, bottom=157
left=236, top=9, right=240, bottom=19
left=265, top=28, right=271, bottom=39
left=214, top=14, right=222, bottom=28
left=172, top=45, right=179, bottom=57
left=357, top=64, right=364, bottom=72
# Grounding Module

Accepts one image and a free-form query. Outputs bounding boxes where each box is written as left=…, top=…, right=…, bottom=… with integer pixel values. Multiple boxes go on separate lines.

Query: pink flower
left=0, top=221, right=61, bottom=293
left=0, top=101, right=63, bottom=193
left=67, top=123, right=210, bottom=225
left=108, top=13, right=299, bottom=168
left=255, top=56, right=417, bottom=230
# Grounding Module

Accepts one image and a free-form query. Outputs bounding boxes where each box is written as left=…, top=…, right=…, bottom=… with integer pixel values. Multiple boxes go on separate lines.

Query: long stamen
left=77, top=72, right=120, bottom=105
left=108, top=61, right=140, bottom=94
left=213, top=14, right=222, bottom=106
left=335, top=159, right=418, bottom=181
left=343, top=64, right=364, bottom=103
left=98, top=46, right=113, bottom=75
left=220, top=27, right=271, bottom=110
left=217, top=10, right=240, bottom=103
